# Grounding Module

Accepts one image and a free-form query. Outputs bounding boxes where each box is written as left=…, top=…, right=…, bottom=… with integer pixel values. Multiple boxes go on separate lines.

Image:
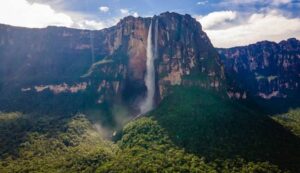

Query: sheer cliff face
left=100, top=12, right=224, bottom=105
left=154, top=13, right=224, bottom=98
left=218, top=38, right=300, bottom=111
left=0, top=12, right=223, bottom=113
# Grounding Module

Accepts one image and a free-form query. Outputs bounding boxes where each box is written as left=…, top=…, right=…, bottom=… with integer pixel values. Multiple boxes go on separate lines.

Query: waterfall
left=140, top=20, right=156, bottom=114
left=154, top=19, right=159, bottom=59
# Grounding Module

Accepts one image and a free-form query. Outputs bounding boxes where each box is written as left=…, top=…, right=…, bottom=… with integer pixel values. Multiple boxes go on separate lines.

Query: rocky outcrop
left=218, top=38, right=300, bottom=112
left=0, top=12, right=223, bottom=114
left=154, top=13, right=224, bottom=99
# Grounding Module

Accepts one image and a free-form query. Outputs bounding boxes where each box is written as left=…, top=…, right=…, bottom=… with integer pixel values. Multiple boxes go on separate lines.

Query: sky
left=0, top=0, right=300, bottom=48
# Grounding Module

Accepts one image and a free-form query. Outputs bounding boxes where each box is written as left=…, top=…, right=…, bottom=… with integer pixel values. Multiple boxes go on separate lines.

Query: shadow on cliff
left=253, top=97, right=300, bottom=115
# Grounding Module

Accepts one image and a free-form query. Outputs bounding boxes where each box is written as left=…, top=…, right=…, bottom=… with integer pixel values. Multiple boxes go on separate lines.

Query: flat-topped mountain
left=0, top=12, right=223, bottom=115
left=0, top=12, right=300, bottom=173
left=218, top=38, right=300, bottom=112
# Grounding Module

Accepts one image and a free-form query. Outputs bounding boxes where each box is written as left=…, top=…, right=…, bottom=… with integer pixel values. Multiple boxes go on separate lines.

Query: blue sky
left=0, top=0, right=299, bottom=47
left=28, top=0, right=300, bottom=18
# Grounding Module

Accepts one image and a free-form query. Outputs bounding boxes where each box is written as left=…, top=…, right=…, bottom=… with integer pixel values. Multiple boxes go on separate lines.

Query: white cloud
left=197, top=1, right=208, bottom=5
left=132, top=12, right=139, bottom=17
left=120, top=9, right=130, bottom=15
left=120, top=8, right=139, bottom=17
left=198, top=10, right=300, bottom=48
left=75, top=20, right=106, bottom=30
left=99, top=6, right=109, bottom=13
left=197, top=11, right=237, bottom=30
left=0, top=0, right=73, bottom=28
left=0, top=0, right=110, bottom=30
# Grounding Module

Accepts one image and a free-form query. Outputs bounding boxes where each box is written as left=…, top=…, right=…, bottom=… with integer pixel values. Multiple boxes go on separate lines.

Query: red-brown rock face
left=0, top=12, right=224, bottom=113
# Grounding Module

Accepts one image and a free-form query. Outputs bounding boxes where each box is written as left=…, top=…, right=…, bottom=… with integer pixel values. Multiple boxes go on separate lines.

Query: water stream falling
left=140, top=20, right=156, bottom=114
left=154, top=19, right=159, bottom=59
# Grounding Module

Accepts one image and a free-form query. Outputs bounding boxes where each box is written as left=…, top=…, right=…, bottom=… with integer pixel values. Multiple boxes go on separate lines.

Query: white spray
left=140, top=20, right=156, bottom=114
left=154, top=19, right=159, bottom=59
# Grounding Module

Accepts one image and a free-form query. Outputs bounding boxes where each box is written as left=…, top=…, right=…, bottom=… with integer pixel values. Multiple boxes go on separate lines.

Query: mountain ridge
left=0, top=12, right=299, bottom=114
left=0, top=12, right=223, bottom=117
left=218, top=37, right=300, bottom=113
left=0, top=12, right=300, bottom=173
left=215, top=37, right=299, bottom=49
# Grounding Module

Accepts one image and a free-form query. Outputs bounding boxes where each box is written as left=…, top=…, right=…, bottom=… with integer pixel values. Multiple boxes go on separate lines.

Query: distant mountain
left=218, top=38, right=300, bottom=113
left=0, top=12, right=300, bottom=173
left=0, top=12, right=223, bottom=117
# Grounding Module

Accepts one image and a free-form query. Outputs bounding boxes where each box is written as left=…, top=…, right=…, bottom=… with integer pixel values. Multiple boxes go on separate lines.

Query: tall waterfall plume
left=140, top=20, right=156, bottom=114
left=154, top=19, right=159, bottom=59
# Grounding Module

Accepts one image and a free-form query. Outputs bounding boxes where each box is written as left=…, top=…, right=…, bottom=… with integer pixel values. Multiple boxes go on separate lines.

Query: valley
left=0, top=12, right=299, bottom=173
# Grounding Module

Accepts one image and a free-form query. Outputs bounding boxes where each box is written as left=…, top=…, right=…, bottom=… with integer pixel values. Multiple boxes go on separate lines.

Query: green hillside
left=0, top=113, right=116, bottom=173
left=150, top=87, right=300, bottom=172
left=0, top=88, right=299, bottom=172
left=97, top=117, right=216, bottom=172
left=273, top=109, right=300, bottom=137
left=100, top=117, right=283, bottom=173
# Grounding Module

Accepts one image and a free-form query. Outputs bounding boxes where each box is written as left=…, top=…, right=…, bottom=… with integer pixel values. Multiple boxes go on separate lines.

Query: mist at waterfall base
left=139, top=20, right=157, bottom=114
